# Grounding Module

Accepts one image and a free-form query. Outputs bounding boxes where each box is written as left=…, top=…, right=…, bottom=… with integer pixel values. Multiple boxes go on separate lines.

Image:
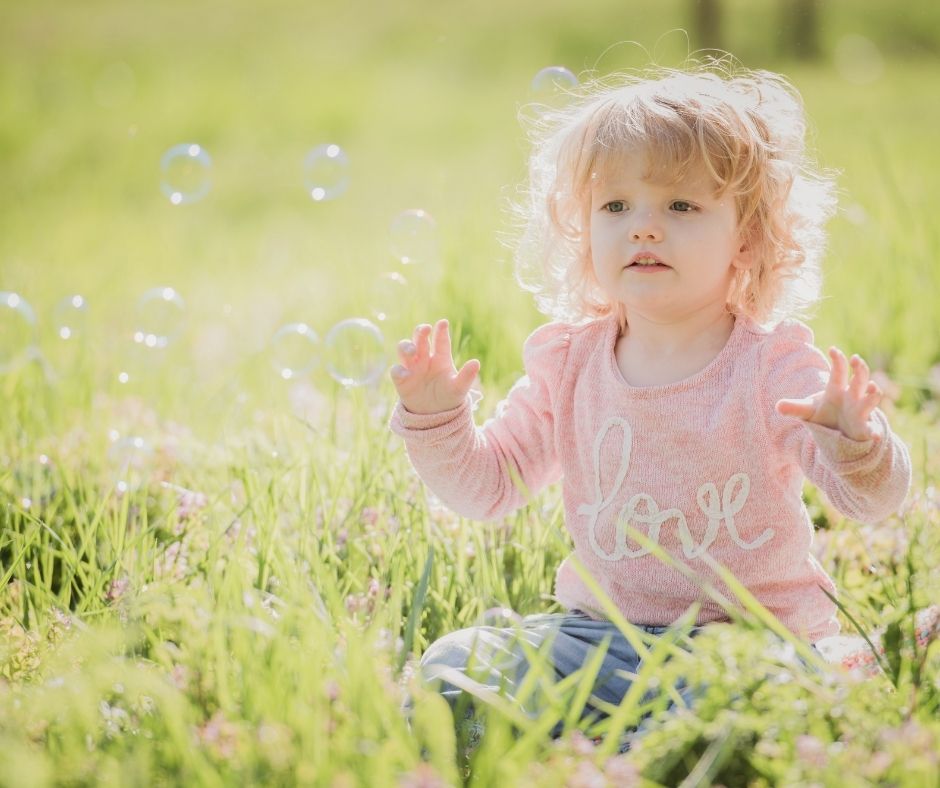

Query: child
left=388, top=63, right=912, bottom=746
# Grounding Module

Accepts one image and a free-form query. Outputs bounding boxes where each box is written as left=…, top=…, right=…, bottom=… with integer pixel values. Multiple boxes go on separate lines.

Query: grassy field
left=1, top=0, right=939, bottom=785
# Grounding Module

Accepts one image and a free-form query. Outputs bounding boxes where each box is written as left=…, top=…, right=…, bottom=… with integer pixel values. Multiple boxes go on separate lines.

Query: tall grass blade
left=399, top=546, right=434, bottom=672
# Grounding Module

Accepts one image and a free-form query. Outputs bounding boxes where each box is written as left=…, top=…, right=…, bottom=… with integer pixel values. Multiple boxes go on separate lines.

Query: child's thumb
left=454, top=359, right=480, bottom=393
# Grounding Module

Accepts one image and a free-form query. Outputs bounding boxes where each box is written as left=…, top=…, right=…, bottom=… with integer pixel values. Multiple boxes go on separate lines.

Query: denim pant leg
left=418, top=613, right=574, bottom=753
left=547, top=615, right=643, bottom=721
left=419, top=612, right=697, bottom=746
left=554, top=619, right=703, bottom=731
left=419, top=613, right=572, bottom=718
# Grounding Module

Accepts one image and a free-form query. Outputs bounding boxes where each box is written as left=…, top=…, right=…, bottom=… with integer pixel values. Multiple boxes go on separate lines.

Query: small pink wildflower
left=567, top=759, right=606, bottom=788
left=229, top=480, right=246, bottom=508
left=106, top=576, right=130, bottom=603
left=169, top=664, right=190, bottom=691
left=568, top=730, right=598, bottom=756
left=155, top=541, right=189, bottom=581
left=865, top=751, right=894, bottom=779
left=345, top=594, right=364, bottom=615
left=398, top=763, right=448, bottom=788
left=52, top=607, right=72, bottom=630
left=177, top=489, right=208, bottom=522
left=795, top=734, right=828, bottom=769
left=603, top=755, right=640, bottom=785
left=324, top=679, right=341, bottom=703
left=196, top=710, right=240, bottom=760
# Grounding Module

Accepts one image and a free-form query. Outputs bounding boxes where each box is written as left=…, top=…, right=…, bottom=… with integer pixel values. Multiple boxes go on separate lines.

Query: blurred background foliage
left=1, top=0, right=939, bottom=410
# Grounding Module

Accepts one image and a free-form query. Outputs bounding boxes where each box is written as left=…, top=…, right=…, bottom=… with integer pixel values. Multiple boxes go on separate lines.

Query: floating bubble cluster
left=2, top=288, right=392, bottom=391
left=2, top=133, right=458, bottom=398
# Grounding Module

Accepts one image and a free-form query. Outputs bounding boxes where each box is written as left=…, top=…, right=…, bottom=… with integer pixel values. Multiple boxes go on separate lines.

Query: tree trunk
left=692, top=0, right=723, bottom=52
left=782, top=0, right=822, bottom=60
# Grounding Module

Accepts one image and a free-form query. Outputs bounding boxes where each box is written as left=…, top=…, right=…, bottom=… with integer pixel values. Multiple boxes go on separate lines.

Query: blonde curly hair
left=512, top=60, right=837, bottom=328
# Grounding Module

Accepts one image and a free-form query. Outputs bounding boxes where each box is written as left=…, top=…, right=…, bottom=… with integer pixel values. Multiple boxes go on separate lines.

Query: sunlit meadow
left=2, top=0, right=939, bottom=785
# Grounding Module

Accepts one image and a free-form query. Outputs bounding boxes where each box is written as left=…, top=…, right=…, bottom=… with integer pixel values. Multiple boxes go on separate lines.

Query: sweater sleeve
left=760, top=321, right=912, bottom=523
left=389, top=322, right=569, bottom=520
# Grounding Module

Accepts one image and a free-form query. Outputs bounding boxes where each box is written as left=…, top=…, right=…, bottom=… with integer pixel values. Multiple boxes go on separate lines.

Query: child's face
left=589, top=152, right=748, bottom=324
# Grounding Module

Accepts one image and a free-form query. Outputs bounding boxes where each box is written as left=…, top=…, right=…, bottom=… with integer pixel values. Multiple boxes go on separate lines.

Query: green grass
left=2, top=0, right=940, bottom=785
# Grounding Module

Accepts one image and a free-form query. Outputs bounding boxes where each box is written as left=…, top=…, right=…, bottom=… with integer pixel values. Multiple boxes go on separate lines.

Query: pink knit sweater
left=390, top=315, right=911, bottom=641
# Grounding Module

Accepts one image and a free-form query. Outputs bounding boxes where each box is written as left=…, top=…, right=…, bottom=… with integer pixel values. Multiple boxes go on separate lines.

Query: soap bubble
left=370, top=272, right=408, bottom=322
left=134, top=287, right=186, bottom=349
left=482, top=607, right=524, bottom=628
left=834, top=34, right=884, bottom=85
left=303, top=144, right=350, bottom=202
left=530, top=65, right=579, bottom=109
left=324, top=318, right=386, bottom=387
left=843, top=203, right=868, bottom=227
left=269, top=322, right=320, bottom=380
left=107, top=435, right=154, bottom=493
left=53, top=294, right=88, bottom=340
left=0, top=292, right=37, bottom=372
left=160, top=143, right=212, bottom=205
left=389, top=209, right=439, bottom=265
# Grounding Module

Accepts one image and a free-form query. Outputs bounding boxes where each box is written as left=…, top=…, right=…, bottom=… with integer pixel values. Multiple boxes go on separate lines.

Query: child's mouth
left=628, top=254, right=670, bottom=270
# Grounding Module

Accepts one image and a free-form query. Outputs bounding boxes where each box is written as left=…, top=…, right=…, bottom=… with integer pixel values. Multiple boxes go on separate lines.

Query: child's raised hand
left=775, top=347, right=883, bottom=441
left=390, top=319, right=481, bottom=415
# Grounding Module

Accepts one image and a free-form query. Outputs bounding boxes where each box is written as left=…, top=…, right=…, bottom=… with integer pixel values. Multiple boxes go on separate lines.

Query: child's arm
left=389, top=319, right=566, bottom=521
left=765, top=330, right=911, bottom=523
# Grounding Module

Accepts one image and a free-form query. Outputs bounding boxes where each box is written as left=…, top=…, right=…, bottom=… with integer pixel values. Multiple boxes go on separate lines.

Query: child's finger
left=775, top=397, right=816, bottom=421
left=397, top=339, right=418, bottom=367
left=412, top=323, right=433, bottom=364
left=827, top=347, right=848, bottom=391
left=862, top=379, right=882, bottom=408
left=433, top=318, right=452, bottom=362
left=454, top=358, right=481, bottom=394
left=389, top=364, right=411, bottom=383
left=848, top=355, right=870, bottom=399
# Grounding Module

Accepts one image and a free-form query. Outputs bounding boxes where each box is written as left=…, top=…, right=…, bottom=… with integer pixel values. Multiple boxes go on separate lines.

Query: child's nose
left=630, top=214, right=663, bottom=242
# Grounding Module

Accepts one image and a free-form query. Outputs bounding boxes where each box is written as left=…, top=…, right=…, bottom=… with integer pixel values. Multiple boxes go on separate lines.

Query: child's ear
left=732, top=228, right=757, bottom=270
left=732, top=242, right=755, bottom=270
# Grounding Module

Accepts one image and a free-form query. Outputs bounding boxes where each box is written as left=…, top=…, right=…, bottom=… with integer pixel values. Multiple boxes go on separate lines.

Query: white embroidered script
left=576, top=416, right=774, bottom=562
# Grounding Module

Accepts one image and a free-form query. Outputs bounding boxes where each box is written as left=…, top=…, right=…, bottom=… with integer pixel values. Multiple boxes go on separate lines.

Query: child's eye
left=604, top=201, right=625, bottom=213
left=671, top=200, right=696, bottom=213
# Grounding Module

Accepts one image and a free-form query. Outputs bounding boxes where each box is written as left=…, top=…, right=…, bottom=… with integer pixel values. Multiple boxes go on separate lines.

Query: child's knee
left=419, top=627, right=482, bottom=679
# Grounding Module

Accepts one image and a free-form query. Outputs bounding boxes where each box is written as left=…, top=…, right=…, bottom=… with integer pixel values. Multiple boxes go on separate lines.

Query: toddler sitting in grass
left=389, top=61, right=912, bottom=751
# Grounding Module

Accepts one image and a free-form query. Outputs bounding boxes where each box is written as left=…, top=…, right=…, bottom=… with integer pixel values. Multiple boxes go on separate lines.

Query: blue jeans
left=418, top=611, right=700, bottom=748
